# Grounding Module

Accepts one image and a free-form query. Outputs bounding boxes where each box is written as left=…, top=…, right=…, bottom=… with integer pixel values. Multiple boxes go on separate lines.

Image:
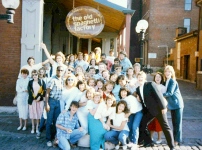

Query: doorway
left=184, top=55, right=190, bottom=80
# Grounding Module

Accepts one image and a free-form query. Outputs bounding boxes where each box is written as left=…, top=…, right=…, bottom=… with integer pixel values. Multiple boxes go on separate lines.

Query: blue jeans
left=58, top=129, right=86, bottom=150
left=128, top=110, right=143, bottom=144
left=38, top=113, right=46, bottom=132
left=171, top=108, right=183, bottom=143
left=46, top=98, right=61, bottom=141
left=104, top=130, right=129, bottom=145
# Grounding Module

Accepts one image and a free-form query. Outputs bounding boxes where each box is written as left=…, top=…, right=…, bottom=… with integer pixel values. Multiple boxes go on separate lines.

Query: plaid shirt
left=47, top=75, right=64, bottom=100
left=56, top=111, right=80, bottom=139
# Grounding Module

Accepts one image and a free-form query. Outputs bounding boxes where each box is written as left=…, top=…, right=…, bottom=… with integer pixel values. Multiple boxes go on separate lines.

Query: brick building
left=0, top=0, right=134, bottom=106
left=141, top=0, right=199, bottom=69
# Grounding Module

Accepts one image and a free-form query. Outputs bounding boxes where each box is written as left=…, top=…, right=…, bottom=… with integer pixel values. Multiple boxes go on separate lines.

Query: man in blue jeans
left=45, top=66, right=64, bottom=147
left=56, top=101, right=86, bottom=150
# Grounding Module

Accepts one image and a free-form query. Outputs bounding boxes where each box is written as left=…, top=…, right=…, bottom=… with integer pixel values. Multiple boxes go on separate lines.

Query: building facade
left=0, top=0, right=134, bottom=106
left=141, top=0, right=199, bottom=69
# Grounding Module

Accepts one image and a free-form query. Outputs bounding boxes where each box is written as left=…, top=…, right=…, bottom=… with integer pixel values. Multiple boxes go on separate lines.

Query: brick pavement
left=0, top=75, right=202, bottom=150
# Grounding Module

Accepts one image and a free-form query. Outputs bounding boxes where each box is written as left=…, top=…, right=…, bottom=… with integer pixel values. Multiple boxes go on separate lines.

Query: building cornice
left=174, top=30, right=198, bottom=42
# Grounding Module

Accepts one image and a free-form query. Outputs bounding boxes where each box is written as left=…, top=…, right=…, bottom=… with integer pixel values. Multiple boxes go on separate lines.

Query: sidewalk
left=0, top=75, right=202, bottom=150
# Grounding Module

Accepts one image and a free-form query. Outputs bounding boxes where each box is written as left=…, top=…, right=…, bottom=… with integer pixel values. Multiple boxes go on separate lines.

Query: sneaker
left=115, top=145, right=119, bottom=150
left=47, top=141, right=52, bottom=147
left=155, top=140, right=162, bottom=144
left=36, top=132, right=41, bottom=139
left=17, top=126, right=22, bottom=131
left=31, top=129, right=34, bottom=134
left=123, top=145, right=127, bottom=150
left=22, top=126, right=26, bottom=131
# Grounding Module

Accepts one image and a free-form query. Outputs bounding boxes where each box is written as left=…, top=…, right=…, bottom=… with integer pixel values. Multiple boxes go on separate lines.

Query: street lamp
left=158, top=45, right=168, bottom=65
left=0, top=0, right=20, bottom=24
left=136, top=19, right=149, bottom=68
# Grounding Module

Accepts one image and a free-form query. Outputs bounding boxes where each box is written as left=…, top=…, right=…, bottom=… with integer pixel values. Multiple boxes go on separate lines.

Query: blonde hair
left=55, top=51, right=65, bottom=63
left=137, top=71, right=147, bottom=80
left=65, top=74, right=77, bottom=87
left=164, top=65, right=176, bottom=80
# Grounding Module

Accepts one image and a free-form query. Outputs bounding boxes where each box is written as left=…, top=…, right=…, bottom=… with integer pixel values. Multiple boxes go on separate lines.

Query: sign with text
left=148, top=53, right=157, bottom=58
left=65, top=6, right=105, bottom=38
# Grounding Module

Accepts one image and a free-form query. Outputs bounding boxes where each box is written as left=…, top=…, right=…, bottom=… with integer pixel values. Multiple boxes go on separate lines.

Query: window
left=184, top=0, right=192, bottom=10
left=184, top=18, right=191, bottom=33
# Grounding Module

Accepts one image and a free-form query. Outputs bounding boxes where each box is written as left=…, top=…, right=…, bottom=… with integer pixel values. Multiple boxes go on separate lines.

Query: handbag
left=13, top=95, right=17, bottom=105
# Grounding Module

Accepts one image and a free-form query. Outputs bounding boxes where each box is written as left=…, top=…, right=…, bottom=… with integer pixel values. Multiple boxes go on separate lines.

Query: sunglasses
left=68, top=69, right=74, bottom=72
left=57, top=69, right=64, bottom=72
left=68, top=78, right=74, bottom=81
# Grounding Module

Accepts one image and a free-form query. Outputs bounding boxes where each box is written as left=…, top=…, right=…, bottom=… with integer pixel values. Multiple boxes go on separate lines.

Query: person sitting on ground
left=56, top=101, right=86, bottom=150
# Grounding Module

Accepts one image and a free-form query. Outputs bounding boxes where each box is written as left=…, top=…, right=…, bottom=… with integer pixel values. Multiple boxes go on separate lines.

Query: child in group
left=104, top=100, right=130, bottom=150
left=16, top=69, right=30, bottom=131
left=56, top=101, right=86, bottom=150
left=77, top=88, right=95, bottom=132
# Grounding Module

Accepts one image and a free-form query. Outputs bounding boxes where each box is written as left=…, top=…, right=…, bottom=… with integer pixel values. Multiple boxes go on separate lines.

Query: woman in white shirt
left=119, top=87, right=143, bottom=149
left=104, top=100, right=130, bottom=150
left=88, top=94, right=116, bottom=150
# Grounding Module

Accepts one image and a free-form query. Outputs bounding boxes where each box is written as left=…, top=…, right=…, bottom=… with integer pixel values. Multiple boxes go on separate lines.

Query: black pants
left=139, top=109, right=175, bottom=149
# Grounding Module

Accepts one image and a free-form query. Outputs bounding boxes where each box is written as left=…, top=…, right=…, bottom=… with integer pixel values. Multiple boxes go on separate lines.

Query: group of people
left=15, top=43, right=184, bottom=150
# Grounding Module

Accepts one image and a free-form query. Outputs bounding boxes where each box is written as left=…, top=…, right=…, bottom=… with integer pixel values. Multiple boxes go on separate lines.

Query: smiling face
left=137, top=72, right=146, bottom=86
left=120, top=90, right=127, bottom=99
left=106, top=84, right=113, bottom=92
left=97, top=81, right=103, bottom=89
left=79, top=83, right=85, bottom=92
left=93, top=95, right=101, bottom=104
left=117, top=103, right=125, bottom=113
left=119, top=79, right=126, bottom=87
left=164, top=69, right=172, bottom=79
left=21, top=73, right=28, bottom=79
left=106, top=98, right=113, bottom=107
left=28, top=58, right=35, bottom=66
left=70, top=105, right=78, bottom=114
left=155, top=74, right=162, bottom=84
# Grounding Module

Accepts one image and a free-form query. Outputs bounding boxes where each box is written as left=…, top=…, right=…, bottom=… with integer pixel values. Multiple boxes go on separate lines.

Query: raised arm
left=40, top=43, right=54, bottom=65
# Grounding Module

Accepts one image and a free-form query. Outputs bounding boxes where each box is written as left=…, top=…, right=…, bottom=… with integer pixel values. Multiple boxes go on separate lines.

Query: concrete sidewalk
left=0, top=75, right=202, bottom=150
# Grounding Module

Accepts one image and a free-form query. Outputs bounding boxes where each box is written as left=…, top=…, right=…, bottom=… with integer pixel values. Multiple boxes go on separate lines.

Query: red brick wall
left=0, top=2, right=22, bottom=106
left=143, top=0, right=199, bottom=67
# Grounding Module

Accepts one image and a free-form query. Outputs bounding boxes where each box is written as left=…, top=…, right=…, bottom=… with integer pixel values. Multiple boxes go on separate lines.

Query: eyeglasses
left=68, top=78, right=74, bottom=81
left=32, top=74, right=38, bottom=76
left=57, top=69, right=64, bottom=72
left=68, top=69, right=74, bottom=72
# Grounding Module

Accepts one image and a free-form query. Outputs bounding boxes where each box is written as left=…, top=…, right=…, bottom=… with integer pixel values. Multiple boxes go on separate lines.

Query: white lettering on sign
left=66, top=6, right=105, bottom=38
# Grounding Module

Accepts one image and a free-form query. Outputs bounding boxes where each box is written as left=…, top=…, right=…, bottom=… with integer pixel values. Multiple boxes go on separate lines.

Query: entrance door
left=184, top=55, right=190, bottom=80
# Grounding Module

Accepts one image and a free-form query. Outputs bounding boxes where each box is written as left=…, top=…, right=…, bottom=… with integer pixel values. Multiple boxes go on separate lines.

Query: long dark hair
left=116, top=100, right=130, bottom=114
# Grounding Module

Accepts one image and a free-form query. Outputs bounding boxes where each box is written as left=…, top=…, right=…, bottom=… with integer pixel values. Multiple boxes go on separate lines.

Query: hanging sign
left=65, top=6, right=105, bottom=38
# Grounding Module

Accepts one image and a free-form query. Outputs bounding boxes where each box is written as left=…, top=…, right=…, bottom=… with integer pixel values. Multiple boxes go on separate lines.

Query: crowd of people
left=15, top=43, right=184, bottom=150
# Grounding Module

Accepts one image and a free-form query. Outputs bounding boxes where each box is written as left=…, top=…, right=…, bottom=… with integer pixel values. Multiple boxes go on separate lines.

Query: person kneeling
left=56, top=101, right=86, bottom=150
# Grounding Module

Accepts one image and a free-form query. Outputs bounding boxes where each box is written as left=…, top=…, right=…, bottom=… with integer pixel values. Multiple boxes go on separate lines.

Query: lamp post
left=0, top=0, right=20, bottom=24
left=135, top=19, right=148, bottom=68
left=158, top=45, right=168, bottom=65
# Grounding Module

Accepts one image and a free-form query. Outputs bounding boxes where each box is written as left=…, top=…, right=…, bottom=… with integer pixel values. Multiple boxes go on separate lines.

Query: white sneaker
left=36, top=129, right=39, bottom=134
left=115, top=144, right=119, bottom=150
left=47, top=141, right=52, bottom=147
left=17, top=126, right=22, bottom=130
left=155, top=139, right=162, bottom=144
left=123, top=145, right=127, bottom=150
left=22, top=126, right=26, bottom=131
left=31, top=129, right=34, bottom=134
left=36, top=132, right=41, bottom=139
